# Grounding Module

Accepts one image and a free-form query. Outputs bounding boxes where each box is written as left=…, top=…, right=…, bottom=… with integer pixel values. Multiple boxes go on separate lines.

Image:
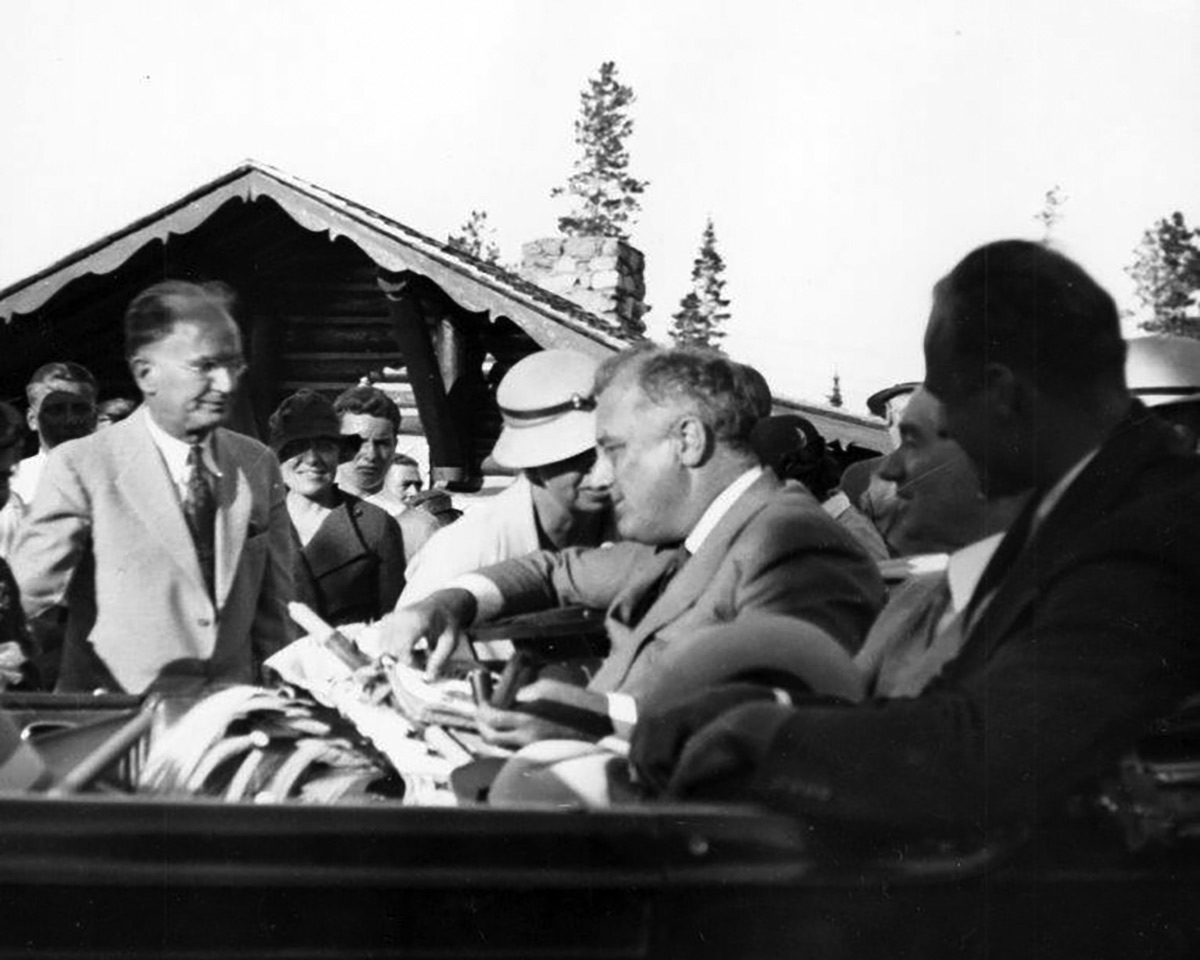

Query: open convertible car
left=2, top=623, right=1199, bottom=959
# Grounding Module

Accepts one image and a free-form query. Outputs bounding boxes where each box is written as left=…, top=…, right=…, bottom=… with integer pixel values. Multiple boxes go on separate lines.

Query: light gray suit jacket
left=481, top=472, right=884, bottom=699
left=13, top=409, right=294, bottom=693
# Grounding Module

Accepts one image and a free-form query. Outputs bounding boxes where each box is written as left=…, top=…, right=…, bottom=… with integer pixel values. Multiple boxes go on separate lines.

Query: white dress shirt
left=143, top=409, right=221, bottom=503
left=9, top=450, right=47, bottom=507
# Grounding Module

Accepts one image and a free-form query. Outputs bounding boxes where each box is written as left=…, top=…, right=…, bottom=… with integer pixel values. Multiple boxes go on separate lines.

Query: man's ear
left=676, top=414, right=710, bottom=467
left=982, top=363, right=1020, bottom=418
left=25, top=405, right=38, bottom=432
left=129, top=355, right=156, bottom=396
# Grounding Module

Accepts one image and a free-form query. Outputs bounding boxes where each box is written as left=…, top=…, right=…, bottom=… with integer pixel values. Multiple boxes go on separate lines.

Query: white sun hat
left=1125, top=335, right=1200, bottom=408
left=490, top=349, right=600, bottom=469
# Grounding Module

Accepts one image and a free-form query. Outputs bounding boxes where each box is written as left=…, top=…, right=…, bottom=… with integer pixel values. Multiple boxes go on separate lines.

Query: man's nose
left=588, top=450, right=614, bottom=487
left=210, top=367, right=237, bottom=393
left=876, top=449, right=905, bottom=485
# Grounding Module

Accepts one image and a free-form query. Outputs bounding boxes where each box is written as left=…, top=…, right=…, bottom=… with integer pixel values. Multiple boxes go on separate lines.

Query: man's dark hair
left=124, top=280, right=236, bottom=360
left=333, top=384, right=402, bottom=433
left=97, top=397, right=138, bottom=423
left=26, top=361, right=98, bottom=404
left=932, top=240, right=1126, bottom=398
left=738, top=363, right=773, bottom=421
left=595, top=344, right=760, bottom=452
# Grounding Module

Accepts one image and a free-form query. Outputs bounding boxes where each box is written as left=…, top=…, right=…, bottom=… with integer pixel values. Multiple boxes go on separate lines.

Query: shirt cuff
left=605, top=692, right=639, bottom=740
left=445, top=573, right=504, bottom=622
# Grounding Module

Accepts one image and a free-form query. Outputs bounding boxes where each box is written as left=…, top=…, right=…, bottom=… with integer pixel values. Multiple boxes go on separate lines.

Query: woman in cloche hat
left=269, top=390, right=406, bottom=626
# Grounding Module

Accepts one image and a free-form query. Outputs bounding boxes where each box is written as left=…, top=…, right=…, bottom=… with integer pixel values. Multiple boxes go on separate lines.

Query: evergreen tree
left=827, top=372, right=844, bottom=408
left=670, top=219, right=731, bottom=350
left=1127, top=211, right=1200, bottom=337
left=552, top=61, right=649, bottom=240
left=1034, top=184, right=1068, bottom=240
left=447, top=210, right=501, bottom=264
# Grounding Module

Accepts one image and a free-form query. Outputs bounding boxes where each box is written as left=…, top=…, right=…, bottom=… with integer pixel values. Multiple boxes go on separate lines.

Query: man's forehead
left=339, top=412, right=394, bottom=438
left=159, top=309, right=240, bottom=349
left=900, top=387, right=941, bottom=429
left=597, top=381, right=675, bottom=424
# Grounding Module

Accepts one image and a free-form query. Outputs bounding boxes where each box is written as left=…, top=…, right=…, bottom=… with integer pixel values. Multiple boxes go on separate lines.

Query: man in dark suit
left=632, top=240, right=1200, bottom=838
left=381, top=345, right=884, bottom=748
left=13, top=281, right=294, bottom=694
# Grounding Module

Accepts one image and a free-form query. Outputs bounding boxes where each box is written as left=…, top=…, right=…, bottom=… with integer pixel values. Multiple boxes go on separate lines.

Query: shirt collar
left=143, top=407, right=222, bottom=481
left=945, top=532, right=1005, bottom=613
left=685, top=466, right=763, bottom=554
left=822, top=490, right=851, bottom=519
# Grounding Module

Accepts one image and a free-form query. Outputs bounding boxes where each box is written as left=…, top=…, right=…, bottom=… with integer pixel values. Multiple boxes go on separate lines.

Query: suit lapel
left=629, top=472, right=782, bottom=649
left=115, top=413, right=208, bottom=597
left=302, top=497, right=367, bottom=579
left=213, top=429, right=251, bottom=609
left=959, top=404, right=1176, bottom=665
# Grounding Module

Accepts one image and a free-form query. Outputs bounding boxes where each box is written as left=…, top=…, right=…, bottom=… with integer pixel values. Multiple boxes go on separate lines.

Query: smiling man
left=380, top=344, right=883, bottom=748
left=333, top=384, right=440, bottom=564
left=12, top=280, right=293, bottom=694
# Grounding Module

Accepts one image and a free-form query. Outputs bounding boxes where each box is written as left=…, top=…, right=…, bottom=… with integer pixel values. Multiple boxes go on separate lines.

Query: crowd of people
left=2, top=241, right=1199, bottom=845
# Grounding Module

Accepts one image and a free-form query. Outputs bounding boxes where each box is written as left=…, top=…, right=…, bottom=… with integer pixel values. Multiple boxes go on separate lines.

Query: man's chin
left=185, top=410, right=228, bottom=435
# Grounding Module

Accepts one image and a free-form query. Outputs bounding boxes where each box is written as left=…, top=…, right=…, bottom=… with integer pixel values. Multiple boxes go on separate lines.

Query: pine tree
left=669, top=219, right=731, bottom=350
left=1127, top=211, right=1200, bottom=338
left=552, top=61, right=649, bottom=240
left=1034, top=184, right=1068, bottom=240
left=827, top=372, right=844, bottom=408
left=447, top=210, right=501, bottom=264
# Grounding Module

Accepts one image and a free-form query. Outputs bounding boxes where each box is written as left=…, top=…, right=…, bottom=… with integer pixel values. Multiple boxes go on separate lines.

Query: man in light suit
left=13, top=280, right=293, bottom=694
left=381, top=345, right=884, bottom=748
left=854, top=386, right=1028, bottom=697
left=632, top=241, right=1200, bottom=839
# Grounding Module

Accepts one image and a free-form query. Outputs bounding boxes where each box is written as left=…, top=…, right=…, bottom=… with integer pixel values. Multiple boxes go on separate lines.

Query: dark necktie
left=632, top=544, right=691, bottom=626
left=962, top=497, right=1038, bottom=635
left=183, top=443, right=217, bottom=599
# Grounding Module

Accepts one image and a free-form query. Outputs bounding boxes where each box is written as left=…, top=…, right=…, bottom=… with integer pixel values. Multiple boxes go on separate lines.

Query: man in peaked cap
left=400, top=349, right=613, bottom=603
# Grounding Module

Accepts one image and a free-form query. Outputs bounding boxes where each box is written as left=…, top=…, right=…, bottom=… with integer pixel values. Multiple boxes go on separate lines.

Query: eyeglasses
left=162, top=356, right=248, bottom=380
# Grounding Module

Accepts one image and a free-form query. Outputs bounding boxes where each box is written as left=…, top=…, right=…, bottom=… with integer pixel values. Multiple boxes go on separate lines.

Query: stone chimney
left=519, top=236, right=647, bottom=338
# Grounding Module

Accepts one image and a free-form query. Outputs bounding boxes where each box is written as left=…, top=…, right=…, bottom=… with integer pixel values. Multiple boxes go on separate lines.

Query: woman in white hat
left=400, top=349, right=613, bottom=603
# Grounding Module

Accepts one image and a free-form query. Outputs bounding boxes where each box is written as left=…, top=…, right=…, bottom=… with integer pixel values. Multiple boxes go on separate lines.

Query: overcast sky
left=1, top=0, right=1197, bottom=410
